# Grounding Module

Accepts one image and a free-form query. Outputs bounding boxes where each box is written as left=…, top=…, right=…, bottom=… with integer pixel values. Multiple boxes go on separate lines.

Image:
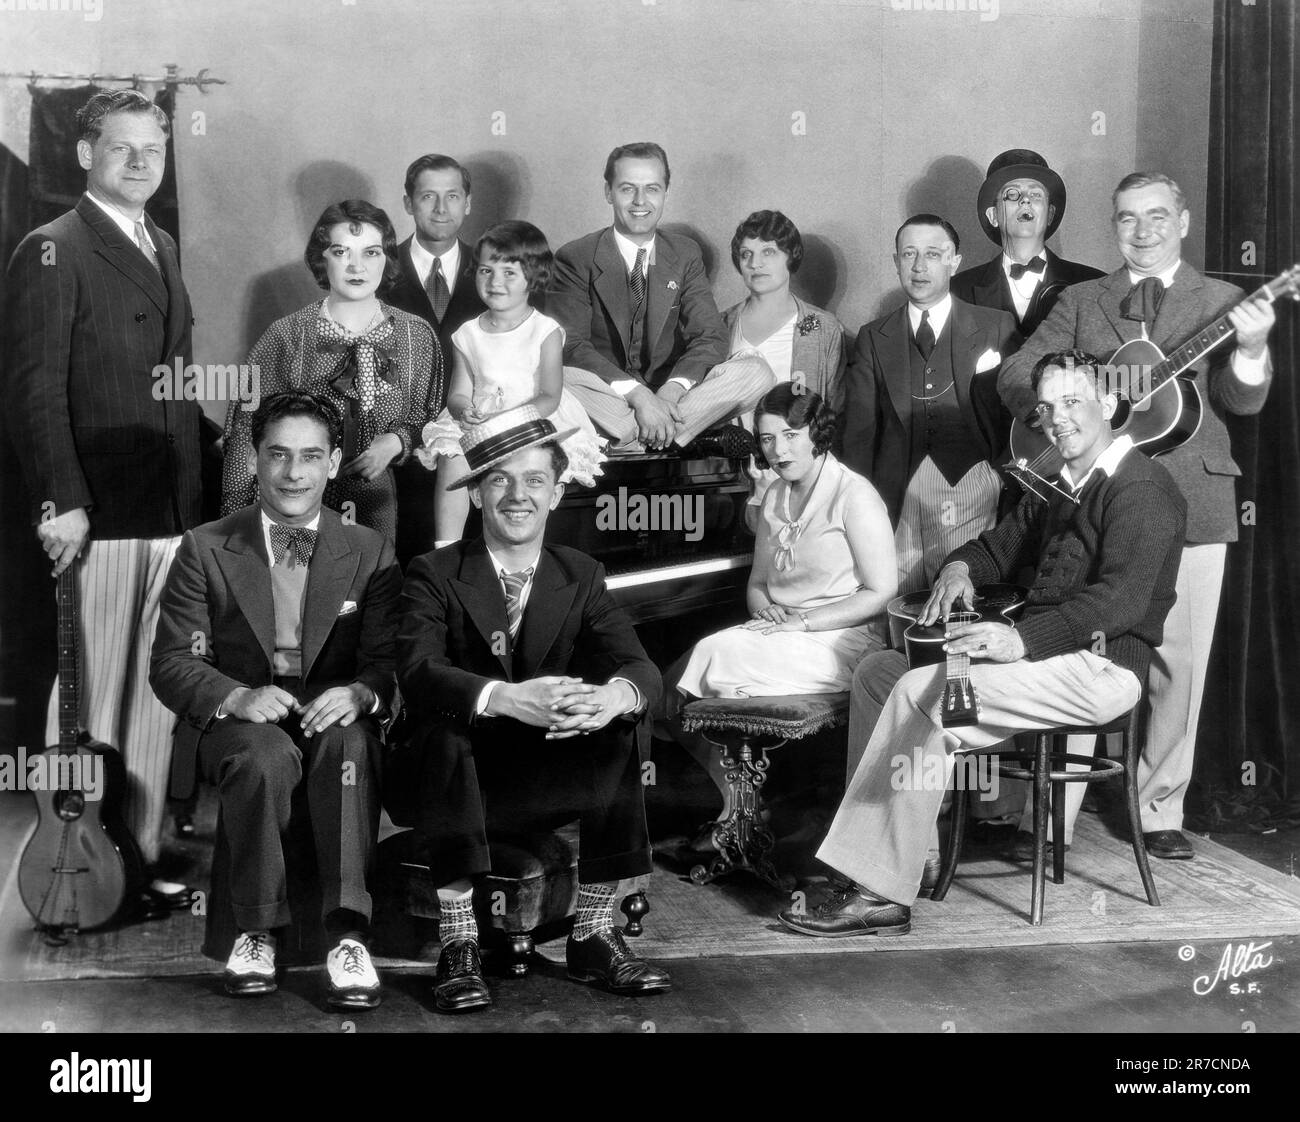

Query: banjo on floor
left=1008, top=265, right=1300, bottom=487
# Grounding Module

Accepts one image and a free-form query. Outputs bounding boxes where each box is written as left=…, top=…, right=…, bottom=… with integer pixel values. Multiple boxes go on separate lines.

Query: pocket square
left=338, top=600, right=358, bottom=616
left=975, top=348, right=1002, bottom=373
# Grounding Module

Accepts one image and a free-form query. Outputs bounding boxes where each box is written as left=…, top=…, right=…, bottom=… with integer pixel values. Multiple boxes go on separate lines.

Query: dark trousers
left=398, top=720, right=653, bottom=887
left=199, top=714, right=383, bottom=932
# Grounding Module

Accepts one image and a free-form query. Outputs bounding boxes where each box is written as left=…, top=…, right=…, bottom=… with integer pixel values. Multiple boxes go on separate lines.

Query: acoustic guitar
left=887, top=583, right=1027, bottom=728
left=18, top=563, right=144, bottom=933
left=1008, top=265, right=1300, bottom=482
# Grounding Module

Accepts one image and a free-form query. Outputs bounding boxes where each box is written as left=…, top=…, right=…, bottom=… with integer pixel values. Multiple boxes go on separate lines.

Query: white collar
left=84, top=190, right=155, bottom=249
left=1060, top=434, right=1134, bottom=492
left=612, top=227, right=655, bottom=273
left=1001, top=249, right=1048, bottom=278
left=410, top=237, right=461, bottom=284
left=486, top=544, right=542, bottom=579
left=259, top=508, right=322, bottom=563
left=1126, top=261, right=1181, bottom=289
left=908, top=293, right=952, bottom=338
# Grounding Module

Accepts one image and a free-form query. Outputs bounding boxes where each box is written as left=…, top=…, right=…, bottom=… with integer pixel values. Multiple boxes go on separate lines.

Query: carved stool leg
left=503, top=931, right=534, bottom=976
left=621, top=890, right=649, bottom=936
left=689, top=735, right=786, bottom=891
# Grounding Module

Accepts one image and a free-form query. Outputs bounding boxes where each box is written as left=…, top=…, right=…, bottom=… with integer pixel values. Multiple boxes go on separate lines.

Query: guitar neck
left=945, top=649, right=971, bottom=682
left=56, top=567, right=80, bottom=751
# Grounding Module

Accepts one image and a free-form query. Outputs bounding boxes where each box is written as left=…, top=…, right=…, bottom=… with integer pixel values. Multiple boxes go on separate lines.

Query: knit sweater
left=946, top=445, right=1187, bottom=679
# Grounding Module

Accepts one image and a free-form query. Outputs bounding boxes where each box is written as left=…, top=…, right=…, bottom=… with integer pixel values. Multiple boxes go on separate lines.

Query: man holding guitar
left=779, top=351, right=1186, bottom=938
left=999, top=171, right=1278, bottom=861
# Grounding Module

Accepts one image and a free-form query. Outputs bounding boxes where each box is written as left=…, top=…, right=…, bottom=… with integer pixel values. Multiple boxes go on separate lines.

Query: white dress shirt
left=84, top=190, right=157, bottom=255
left=907, top=293, right=952, bottom=341
left=410, top=237, right=462, bottom=296
left=609, top=228, right=692, bottom=395
left=1060, top=434, right=1134, bottom=493
left=1002, top=250, right=1048, bottom=321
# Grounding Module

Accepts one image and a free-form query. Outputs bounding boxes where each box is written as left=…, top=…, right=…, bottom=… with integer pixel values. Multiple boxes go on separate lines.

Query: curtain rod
left=0, top=65, right=225, bottom=92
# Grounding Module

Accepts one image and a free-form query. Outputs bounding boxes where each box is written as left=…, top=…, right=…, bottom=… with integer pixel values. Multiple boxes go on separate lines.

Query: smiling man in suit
left=4, top=89, right=201, bottom=913
left=841, top=214, right=1020, bottom=595
left=951, top=149, right=1105, bottom=337
left=150, top=391, right=400, bottom=1008
left=384, top=154, right=478, bottom=565
left=391, top=405, right=670, bottom=1013
left=550, top=141, right=772, bottom=455
left=1000, top=171, right=1276, bottom=860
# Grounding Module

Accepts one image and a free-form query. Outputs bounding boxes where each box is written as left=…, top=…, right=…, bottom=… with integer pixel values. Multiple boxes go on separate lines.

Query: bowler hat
left=977, top=149, right=1067, bottom=245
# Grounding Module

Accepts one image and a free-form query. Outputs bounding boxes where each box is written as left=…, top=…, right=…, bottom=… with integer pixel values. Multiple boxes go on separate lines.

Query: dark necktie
left=1121, top=276, right=1165, bottom=332
left=425, top=257, right=451, bottom=322
left=134, top=219, right=161, bottom=274
left=1009, top=256, right=1046, bottom=280
left=629, top=247, right=647, bottom=309
left=502, top=567, right=534, bottom=639
left=914, top=310, right=935, bottom=361
left=269, top=523, right=318, bottom=568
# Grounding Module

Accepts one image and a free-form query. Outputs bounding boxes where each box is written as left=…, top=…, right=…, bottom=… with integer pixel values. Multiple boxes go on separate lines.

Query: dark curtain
left=1191, top=0, right=1300, bottom=831
left=0, top=83, right=180, bottom=758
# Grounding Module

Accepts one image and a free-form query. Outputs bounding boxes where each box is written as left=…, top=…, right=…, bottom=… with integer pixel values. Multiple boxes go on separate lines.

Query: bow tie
left=269, top=523, right=318, bottom=567
left=1120, top=276, right=1166, bottom=326
left=1009, top=256, right=1046, bottom=280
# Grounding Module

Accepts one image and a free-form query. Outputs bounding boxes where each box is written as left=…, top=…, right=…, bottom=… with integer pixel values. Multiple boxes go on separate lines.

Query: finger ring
left=979, top=644, right=988, bottom=652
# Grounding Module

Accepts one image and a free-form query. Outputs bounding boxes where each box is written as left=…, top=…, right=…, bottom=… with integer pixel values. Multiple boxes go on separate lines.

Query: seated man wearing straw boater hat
left=951, top=149, right=1105, bottom=337
left=388, top=405, right=670, bottom=1013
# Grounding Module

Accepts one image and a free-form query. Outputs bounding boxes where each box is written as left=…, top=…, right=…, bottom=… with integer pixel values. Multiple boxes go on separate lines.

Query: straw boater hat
left=976, top=148, right=1068, bottom=246
left=447, top=404, right=578, bottom=489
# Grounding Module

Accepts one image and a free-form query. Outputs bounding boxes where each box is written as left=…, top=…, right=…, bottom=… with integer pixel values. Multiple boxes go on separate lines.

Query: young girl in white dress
left=416, top=221, right=605, bottom=541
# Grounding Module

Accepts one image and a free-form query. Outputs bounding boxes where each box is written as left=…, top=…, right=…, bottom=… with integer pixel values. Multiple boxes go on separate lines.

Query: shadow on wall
left=461, top=148, right=531, bottom=244
left=795, top=233, right=846, bottom=313
left=662, top=221, right=719, bottom=283
left=241, top=160, right=377, bottom=352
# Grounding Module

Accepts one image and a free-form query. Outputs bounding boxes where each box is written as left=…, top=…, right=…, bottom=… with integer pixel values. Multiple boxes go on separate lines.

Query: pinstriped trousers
left=894, top=457, right=1002, bottom=595
left=564, top=354, right=775, bottom=449
left=44, top=536, right=182, bottom=866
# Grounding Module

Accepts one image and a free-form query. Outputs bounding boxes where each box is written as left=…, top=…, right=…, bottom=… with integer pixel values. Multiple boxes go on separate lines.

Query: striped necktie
left=134, top=219, right=162, bottom=274
left=502, top=567, right=534, bottom=639
left=629, top=247, right=647, bottom=309
left=426, top=257, right=451, bottom=321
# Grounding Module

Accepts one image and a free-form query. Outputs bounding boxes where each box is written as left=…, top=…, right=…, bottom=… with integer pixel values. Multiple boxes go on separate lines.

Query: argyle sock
left=572, top=882, right=618, bottom=941
left=437, top=883, right=478, bottom=944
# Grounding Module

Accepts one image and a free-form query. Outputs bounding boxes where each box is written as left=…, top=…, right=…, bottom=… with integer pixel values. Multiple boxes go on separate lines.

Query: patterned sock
left=436, top=888, right=478, bottom=944
left=572, top=882, right=617, bottom=941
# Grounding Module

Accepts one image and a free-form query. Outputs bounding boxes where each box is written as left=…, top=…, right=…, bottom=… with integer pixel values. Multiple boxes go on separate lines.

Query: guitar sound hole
left=55, top=790, right=86, bottom=821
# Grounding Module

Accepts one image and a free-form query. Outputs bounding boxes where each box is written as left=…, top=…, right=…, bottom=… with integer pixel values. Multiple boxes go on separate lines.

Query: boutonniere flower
left=667, top=280, right=678, bottom=290
left=796, top=314, right=820, bottom=336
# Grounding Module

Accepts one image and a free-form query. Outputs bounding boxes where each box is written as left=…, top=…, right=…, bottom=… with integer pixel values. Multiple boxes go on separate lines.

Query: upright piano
left=544, top=453, right=754, bottom=626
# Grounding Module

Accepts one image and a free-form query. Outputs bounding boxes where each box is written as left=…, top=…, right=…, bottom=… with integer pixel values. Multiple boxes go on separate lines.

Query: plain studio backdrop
left=0, top=0, right=1213, bottom=428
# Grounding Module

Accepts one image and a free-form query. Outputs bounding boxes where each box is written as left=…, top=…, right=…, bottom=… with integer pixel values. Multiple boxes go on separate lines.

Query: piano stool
left=680, top=693, right=850, bottom=892
left=931, top=706, right=1160, bottom=925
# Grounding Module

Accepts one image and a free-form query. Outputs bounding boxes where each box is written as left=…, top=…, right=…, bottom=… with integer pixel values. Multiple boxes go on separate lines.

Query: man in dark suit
left=1000, top=171, right=1276, bottom=860
left=550, top=141, right=772, bottom=455
left=150, top=392, right=400, bottom=1008
left=3, top=89, right=202, bottom=909
left=951, top=149, right=1105, bottom=337
left=383, top=154, right=478, bottom=564
left=841, top=214, right=1020, bottom=594
left=390, top=406, right=670, bottom=1013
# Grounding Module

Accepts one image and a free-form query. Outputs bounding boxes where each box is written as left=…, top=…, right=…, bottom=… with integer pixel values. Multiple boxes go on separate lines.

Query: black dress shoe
left=1143, top=829, right=1194, bottom=860
left=566, top=928, right=672, bottom=995
left=174, top=813, right=196, bottom=838
left=916, top=853, right=943, bottom=898
left=778, top=882, right=911, bottom=938
left=433, top=938, right=492, bottom=1013
left=1007, top=833, right=1070, bottom=863
left=681, top=425, right=754, bottom=459
left=142, top=881, right=195, bottom=911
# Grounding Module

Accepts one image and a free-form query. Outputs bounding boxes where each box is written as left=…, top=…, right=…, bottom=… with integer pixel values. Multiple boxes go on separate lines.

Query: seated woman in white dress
left=416, top=220, right=605, bottom=543
left=663, top=383, right=898, bottom=823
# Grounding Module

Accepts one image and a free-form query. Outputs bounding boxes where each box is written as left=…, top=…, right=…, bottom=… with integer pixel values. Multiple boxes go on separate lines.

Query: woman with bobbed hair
left=722, top=210, right=847, bottom=517
left=221, top=198, right=442, bottom=542
left=663, top=384, right=897, bottom=818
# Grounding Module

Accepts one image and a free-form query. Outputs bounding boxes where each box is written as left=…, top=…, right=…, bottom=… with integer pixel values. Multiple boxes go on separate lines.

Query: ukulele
left=1008, top=265, right=1300, bottom=482
left=887, top=583, right=1027, bottom=728
left=18, top=563, right=144, bottom=933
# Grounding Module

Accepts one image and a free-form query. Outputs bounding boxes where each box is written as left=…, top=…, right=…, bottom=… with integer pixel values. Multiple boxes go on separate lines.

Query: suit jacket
left=998, top=263, right=1273, bottom=543
left=840, top=297, right=1020, bottom=522
left=3, top=195, right=201, bottom=537
left=392, top=538, right=662, bottom=833
left=385, top=236, right=480, bottom=374
left=721, top=294, right=847, bottom=414
left=150, top=504, right=401, bottom=798
left=950, top=248, right=1106, bottom=336
left=548, top=227, right=728, bottom=389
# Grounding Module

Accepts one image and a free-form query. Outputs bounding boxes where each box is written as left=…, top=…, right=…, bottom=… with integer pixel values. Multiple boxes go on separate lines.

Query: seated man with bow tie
left=151, top=391, right=400, bottom=1008
left=999, top=171, right=1276, bottom=863
left=389, top=405, right=670, bottom=1014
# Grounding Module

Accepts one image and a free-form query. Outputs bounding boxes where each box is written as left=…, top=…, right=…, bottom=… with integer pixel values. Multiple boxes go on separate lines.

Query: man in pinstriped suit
left=4, top=89, right=202, bottom=909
